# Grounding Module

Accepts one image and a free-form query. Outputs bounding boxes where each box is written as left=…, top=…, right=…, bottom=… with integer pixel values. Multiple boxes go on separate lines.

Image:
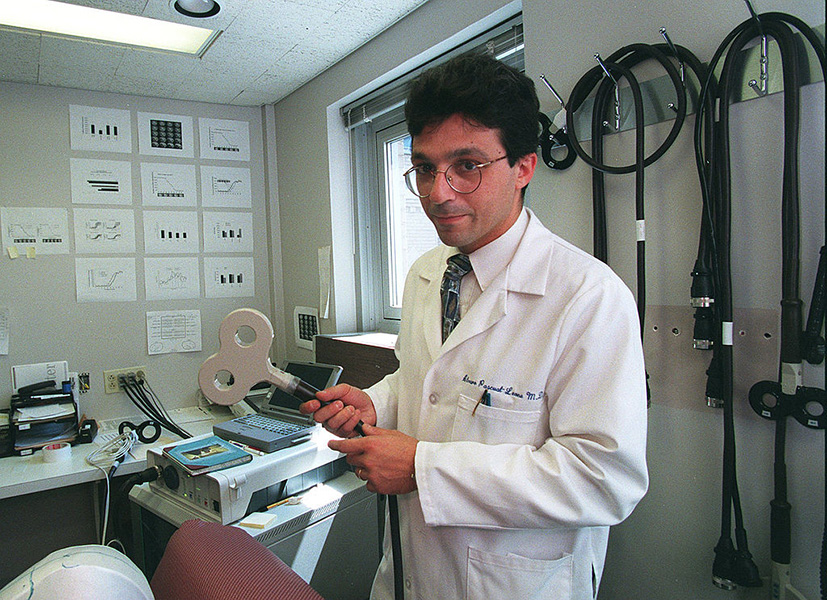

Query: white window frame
left=344, top=17, right=524, bottom=332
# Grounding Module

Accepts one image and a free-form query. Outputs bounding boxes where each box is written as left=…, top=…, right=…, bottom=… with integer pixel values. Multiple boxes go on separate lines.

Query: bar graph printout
left=203, top=256, right=254, bottom=298
left=69, top=105, right=132, bottom=153
left=202, top=211, right=253, bottom=253
left=143, top=210, right=199, bottom=254
left=70, top=158, right=133, bottom=205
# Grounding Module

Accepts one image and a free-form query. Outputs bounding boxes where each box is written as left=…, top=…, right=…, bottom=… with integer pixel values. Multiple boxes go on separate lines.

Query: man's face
left=411, top=114, right=536, bottom=254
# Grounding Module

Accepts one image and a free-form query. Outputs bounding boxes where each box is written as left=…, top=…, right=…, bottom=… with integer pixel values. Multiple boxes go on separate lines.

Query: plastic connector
left=691, top=262, right=715, bottom=308
left=733, top=529, right=762, bottom=588
left=693, top=307, right=715, bottom=350
left=705, top=361, right=724, bottom=408
left=712, top=536, right=737, bottom=590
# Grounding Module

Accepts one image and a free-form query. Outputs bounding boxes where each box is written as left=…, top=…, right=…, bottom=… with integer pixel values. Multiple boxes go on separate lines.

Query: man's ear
left=516, top=152, right=538, bottom=191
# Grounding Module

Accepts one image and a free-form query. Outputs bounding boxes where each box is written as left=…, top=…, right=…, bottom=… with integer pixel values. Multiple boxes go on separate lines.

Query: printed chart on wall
left=144, top=257, right=200, bottom=301
left=203, top=212, right=253, bottom=253
left=203, top=256, right=254, bottom=298
left=199, top=118, right=250, bottom=161
left=1, top=207, right=70, bottom=255
left=75, top=257, right=137, bottom=302
left=69, top=105, right=132, bottom=153
left=200, top=165, right=252, bottom=208
left=137, top=112, right=194, bottom=158
left=140, top=163, right=197, bottom=207
left=143, top=210, right=199, bottom=254
left=146, top=309, right=202, bottom=355
left=72, top=208, right=136, bottom=254
left=70, top=158, right=133, bottom=205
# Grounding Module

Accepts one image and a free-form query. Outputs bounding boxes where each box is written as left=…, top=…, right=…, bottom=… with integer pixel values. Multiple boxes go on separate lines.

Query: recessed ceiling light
left=174, top=0, right=221, bottom=19
left=0, top=0, right=219, bottom=56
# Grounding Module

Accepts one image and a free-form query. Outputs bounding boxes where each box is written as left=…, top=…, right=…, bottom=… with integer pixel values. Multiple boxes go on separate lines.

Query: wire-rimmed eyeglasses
left=403, top=155, right=508, bottom=198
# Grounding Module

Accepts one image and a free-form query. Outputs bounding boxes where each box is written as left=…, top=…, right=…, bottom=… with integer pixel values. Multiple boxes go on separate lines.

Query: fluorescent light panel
left=0, top=0, right=217, bottom=55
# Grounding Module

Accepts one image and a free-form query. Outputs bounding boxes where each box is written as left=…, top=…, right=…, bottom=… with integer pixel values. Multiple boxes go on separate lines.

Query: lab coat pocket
left=466, top=546, right=572, bottom=600
left=452, top=394, right=543, bottom=445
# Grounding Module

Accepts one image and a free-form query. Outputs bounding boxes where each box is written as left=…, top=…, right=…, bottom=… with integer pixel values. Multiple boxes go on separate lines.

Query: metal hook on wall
left=594, top=53, right=622, bottom=130
left=537, top=74, right=576, bottom=170
left=743, top=0, right=769, bottom=96
left=659, top=27, right=685, bottom=84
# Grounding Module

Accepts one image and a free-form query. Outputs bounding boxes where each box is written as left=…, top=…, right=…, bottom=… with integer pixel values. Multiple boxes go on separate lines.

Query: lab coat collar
left=421, top=209, right=553, bottom=357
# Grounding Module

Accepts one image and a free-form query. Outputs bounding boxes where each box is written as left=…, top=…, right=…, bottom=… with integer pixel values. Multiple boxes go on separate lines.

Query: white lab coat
left=365, top=209, right=648, bottom=600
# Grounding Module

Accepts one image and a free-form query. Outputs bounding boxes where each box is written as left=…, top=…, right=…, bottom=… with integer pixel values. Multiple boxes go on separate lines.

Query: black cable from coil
left=121, top=374, right=191, bottom=439
left=565, top=41, right=691, bottom=408
left=694, top=10, right=825, bottom=594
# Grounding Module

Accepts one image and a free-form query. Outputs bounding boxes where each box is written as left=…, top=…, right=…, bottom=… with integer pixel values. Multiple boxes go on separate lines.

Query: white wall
left=0, top=83, right=272, bottom=422
left=272, top=0, right=825, bottom=598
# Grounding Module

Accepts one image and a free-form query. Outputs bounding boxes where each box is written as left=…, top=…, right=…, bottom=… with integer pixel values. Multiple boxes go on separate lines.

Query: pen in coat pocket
left=472, top=390, right=491, bottom=415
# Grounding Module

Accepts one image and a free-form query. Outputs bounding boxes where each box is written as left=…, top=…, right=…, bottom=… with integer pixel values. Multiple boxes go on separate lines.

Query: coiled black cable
left=565, top=40, right=692, bottom=407
left=694, top=9, right=825, bottom=594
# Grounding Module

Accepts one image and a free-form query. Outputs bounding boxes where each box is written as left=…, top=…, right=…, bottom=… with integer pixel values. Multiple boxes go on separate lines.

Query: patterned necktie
left=440, top=254, right=473, bottom=343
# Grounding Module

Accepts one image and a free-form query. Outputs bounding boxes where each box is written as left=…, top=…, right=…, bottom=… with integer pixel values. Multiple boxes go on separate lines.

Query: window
left=344, top=17, right=523, bottom=331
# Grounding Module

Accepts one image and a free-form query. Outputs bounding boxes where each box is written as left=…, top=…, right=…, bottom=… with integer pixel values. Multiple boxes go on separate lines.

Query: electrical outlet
left=103, top=366, right=146, bottom=394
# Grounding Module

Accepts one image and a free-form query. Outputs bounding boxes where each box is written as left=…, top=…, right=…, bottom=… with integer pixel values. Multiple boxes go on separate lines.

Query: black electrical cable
left=695, top=9, right=825, bottom=593
left=565, top=40, right=690, bottom=408
left=121, top=374, right=191, bottom=439
left=288, top=379, right=405, bottom=600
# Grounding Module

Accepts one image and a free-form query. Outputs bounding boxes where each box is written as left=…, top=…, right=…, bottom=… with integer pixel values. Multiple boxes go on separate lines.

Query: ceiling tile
left=0, top=30, right=40, bottom=84
left=0, top=0, right=432, bottom=105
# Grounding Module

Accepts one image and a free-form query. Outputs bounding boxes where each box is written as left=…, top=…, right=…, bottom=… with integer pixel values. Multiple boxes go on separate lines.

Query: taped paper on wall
left=70, top=158, right=133, bottom=205
left=73, top=208, right=136, bottom=254
left=1, top=207, right=70, bottom=255
left=147, top=310, right=202, bottom=355
left=75, top=257, right=137, bottom=302
left=0, top=307, right=9, bottom=355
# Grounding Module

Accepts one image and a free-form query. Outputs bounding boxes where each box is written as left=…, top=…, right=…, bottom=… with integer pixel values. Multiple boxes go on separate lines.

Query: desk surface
left=0, top=405, right=232, bottom=499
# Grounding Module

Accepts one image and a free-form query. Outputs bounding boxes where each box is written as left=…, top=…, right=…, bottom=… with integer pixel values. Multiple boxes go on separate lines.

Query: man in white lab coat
left=302, top=54, right=648, bottom=600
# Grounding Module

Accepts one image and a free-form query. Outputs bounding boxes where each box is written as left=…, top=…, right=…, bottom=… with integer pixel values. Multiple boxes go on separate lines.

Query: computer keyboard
left=237, top=414, right=310, bottom=434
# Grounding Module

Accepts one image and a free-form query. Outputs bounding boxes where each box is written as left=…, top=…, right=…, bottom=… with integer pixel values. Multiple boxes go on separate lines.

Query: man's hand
left=299, top=383, right=377, bottom=438
left=329, top=424, right=418, bottom=495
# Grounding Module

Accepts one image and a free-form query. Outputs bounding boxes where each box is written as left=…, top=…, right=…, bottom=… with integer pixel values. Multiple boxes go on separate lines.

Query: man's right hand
left=299, top=383, right=377, bottom=438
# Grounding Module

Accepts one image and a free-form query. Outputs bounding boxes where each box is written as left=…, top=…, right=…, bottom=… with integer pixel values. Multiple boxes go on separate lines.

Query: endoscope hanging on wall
left=692, top=2, right=825, bottom=595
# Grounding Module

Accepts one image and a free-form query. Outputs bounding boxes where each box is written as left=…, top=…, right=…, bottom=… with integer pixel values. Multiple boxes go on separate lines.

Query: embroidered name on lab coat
left=462, top=374, right=545, bottom=401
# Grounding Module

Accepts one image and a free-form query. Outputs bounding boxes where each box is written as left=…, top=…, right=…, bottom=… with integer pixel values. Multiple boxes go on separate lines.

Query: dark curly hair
left=405, top=52, right=540, bottom=166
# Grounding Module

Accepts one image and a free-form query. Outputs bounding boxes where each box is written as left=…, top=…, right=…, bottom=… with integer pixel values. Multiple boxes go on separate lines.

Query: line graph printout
left=70, top=158, right=133, bottom=205
left=200, top=165, right=251, bottom=208
left=73, top=208, right=136, bottom=254
left=137, top=112, right=194, bottom=158
left=199, top=118, right=250, bottom=161
left=204, top=256, right=254, bottom=298
left=146, top=309, right=202, bottom=355
left=202, top=211, right=253, bottom=253
left=75, top=257, right=137, bottom=302
left=140, top=163, right=197, bottom=207
left=1, top=207, right=70, bottom=255
left=143, top=210, right=199, bottom=254
left=144, top=257, right=200, bottom=301
left=69, top=105, right=132, bottom=153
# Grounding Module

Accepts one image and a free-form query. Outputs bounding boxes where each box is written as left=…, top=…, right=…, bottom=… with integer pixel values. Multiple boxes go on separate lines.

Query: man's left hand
left=328, top=424, right=418, bottom=495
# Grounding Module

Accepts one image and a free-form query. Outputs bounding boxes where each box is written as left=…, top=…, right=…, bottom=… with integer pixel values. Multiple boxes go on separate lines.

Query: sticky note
left=26, top=247, right=36, bottom=259
left=238, top=512, right=276, bottom=529
left=7, top=247, right=19, bottom=259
